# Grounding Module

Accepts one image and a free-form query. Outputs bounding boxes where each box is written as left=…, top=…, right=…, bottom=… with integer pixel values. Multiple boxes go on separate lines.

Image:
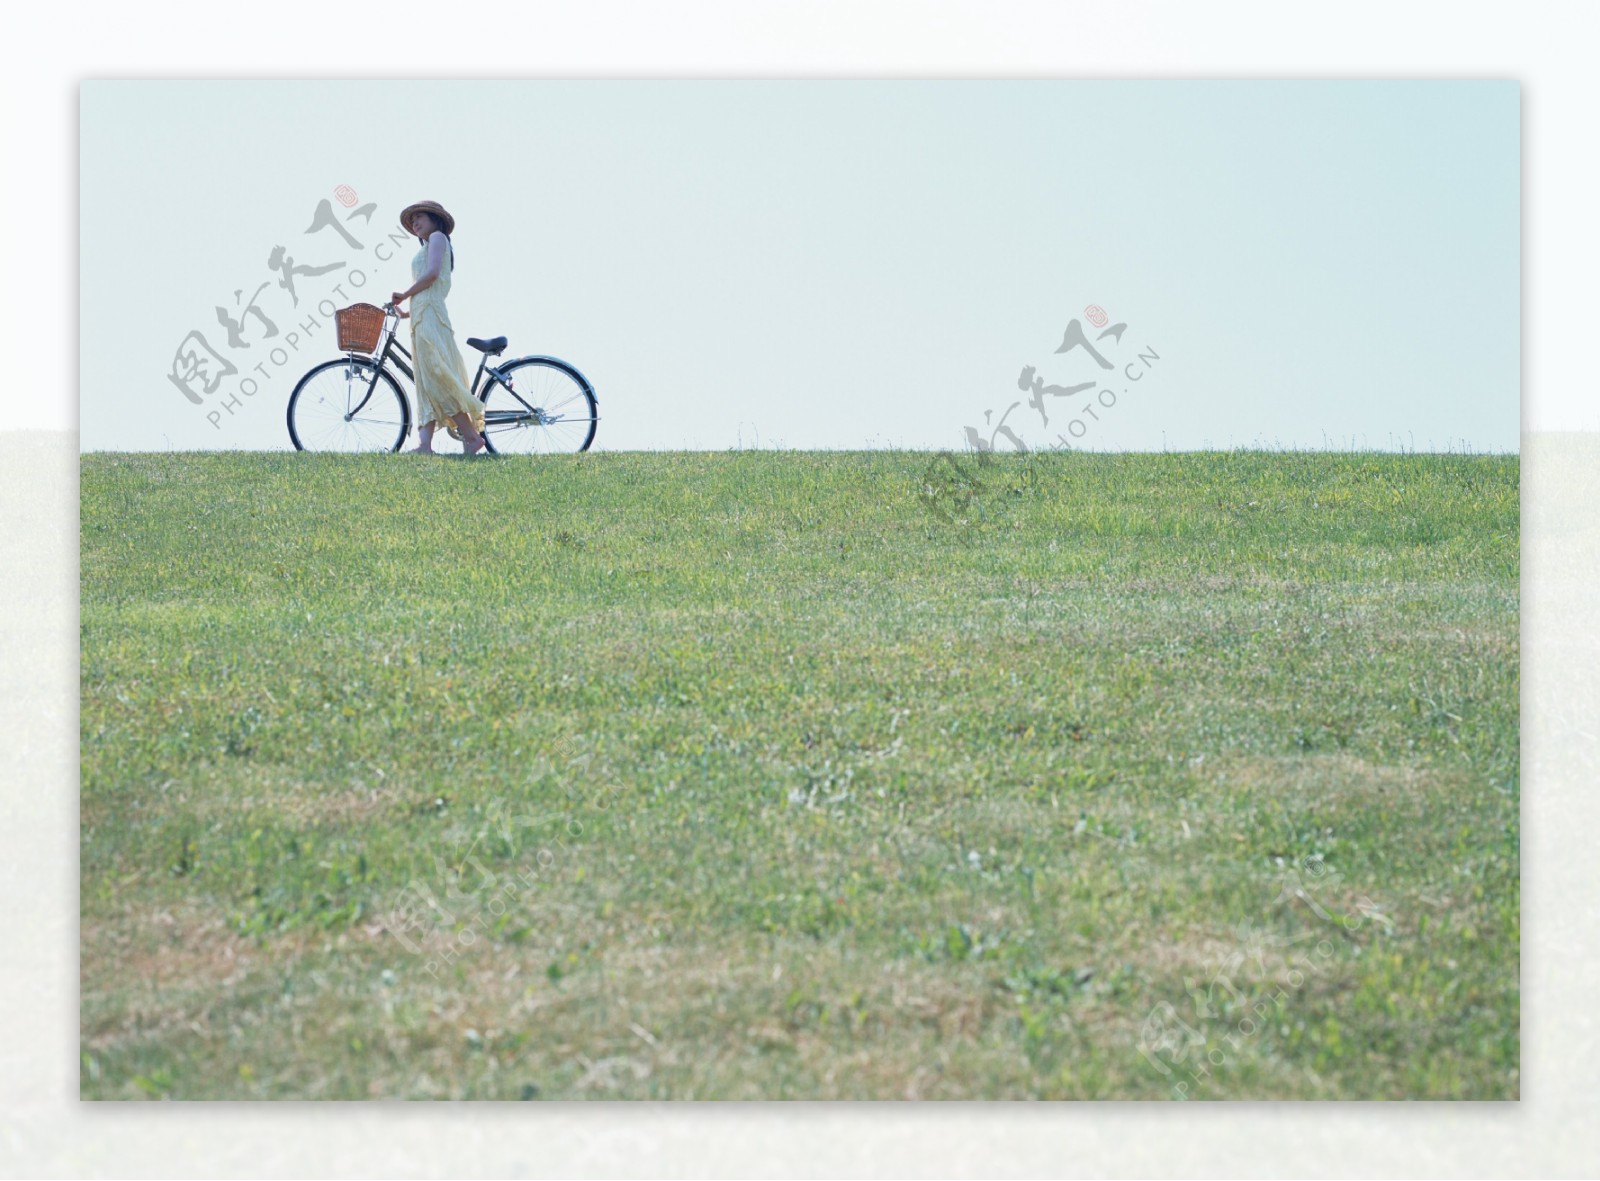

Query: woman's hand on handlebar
left=388, top=293, right=410, bottom=318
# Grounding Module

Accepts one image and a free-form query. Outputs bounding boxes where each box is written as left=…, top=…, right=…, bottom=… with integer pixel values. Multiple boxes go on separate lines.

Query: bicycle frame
left=344, top=304, right=541, bottom=429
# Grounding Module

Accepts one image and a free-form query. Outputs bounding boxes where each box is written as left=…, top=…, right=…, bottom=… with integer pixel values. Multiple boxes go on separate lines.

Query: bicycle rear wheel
left=287, top=357, right=410, bottom=452
left=479, top=357, right=598, bottom=454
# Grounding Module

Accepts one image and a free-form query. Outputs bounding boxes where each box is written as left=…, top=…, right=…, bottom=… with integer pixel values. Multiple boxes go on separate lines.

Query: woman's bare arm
left=393, top=231, right=447, bottom=303
left=423, top=231, right=447, bottom=284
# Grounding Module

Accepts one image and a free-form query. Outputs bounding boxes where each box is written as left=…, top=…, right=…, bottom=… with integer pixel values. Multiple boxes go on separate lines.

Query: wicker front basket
left=335, top=302, right=387, bottom=354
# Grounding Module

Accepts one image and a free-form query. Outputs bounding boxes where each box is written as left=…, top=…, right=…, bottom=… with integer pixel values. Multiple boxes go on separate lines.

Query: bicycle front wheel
left=287, top=357, right=411, bottom=452
left=479, top=357, right=598, bottom=455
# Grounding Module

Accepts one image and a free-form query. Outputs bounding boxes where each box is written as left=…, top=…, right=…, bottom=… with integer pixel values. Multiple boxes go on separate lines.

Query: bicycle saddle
left=467, top=335, right=508, bottom=356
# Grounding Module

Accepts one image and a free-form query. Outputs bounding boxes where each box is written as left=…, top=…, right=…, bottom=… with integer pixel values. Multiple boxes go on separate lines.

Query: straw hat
left=399, top=200, right=455, bottom=236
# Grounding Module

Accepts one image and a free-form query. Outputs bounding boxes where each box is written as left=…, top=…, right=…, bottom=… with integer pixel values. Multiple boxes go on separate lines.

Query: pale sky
left=80, top=79, right=1518, bottom=453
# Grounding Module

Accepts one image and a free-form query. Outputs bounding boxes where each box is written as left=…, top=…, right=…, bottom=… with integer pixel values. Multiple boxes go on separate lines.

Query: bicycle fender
left=504, top=355, right=599, bottom=402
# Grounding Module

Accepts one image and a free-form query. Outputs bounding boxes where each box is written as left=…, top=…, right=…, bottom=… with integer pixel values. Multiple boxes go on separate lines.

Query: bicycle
left=287, top=302, right=599, bottom=454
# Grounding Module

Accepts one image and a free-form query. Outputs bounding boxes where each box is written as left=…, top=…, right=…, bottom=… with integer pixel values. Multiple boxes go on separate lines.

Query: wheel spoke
left=288, top=359, right=409, bottom=452
left=479, top=359, right=597, bottom=454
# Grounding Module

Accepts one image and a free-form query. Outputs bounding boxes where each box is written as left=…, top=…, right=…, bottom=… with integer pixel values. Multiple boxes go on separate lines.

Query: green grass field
left=79, top=449, right=1519, bottom=1100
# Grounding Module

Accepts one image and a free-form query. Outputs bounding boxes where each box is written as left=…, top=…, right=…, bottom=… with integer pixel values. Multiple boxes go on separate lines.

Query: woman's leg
left=410, top=422, right=437, bottom=453
left=452, top=412, right=487, bottom=454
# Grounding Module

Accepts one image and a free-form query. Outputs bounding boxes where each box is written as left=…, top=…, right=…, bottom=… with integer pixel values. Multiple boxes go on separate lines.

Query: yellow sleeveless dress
left=408, top=239, right=486, bottom=436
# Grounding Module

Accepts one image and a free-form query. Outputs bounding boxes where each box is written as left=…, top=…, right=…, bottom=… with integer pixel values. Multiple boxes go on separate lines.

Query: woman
left=390, top=200, right=488, bottom=455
